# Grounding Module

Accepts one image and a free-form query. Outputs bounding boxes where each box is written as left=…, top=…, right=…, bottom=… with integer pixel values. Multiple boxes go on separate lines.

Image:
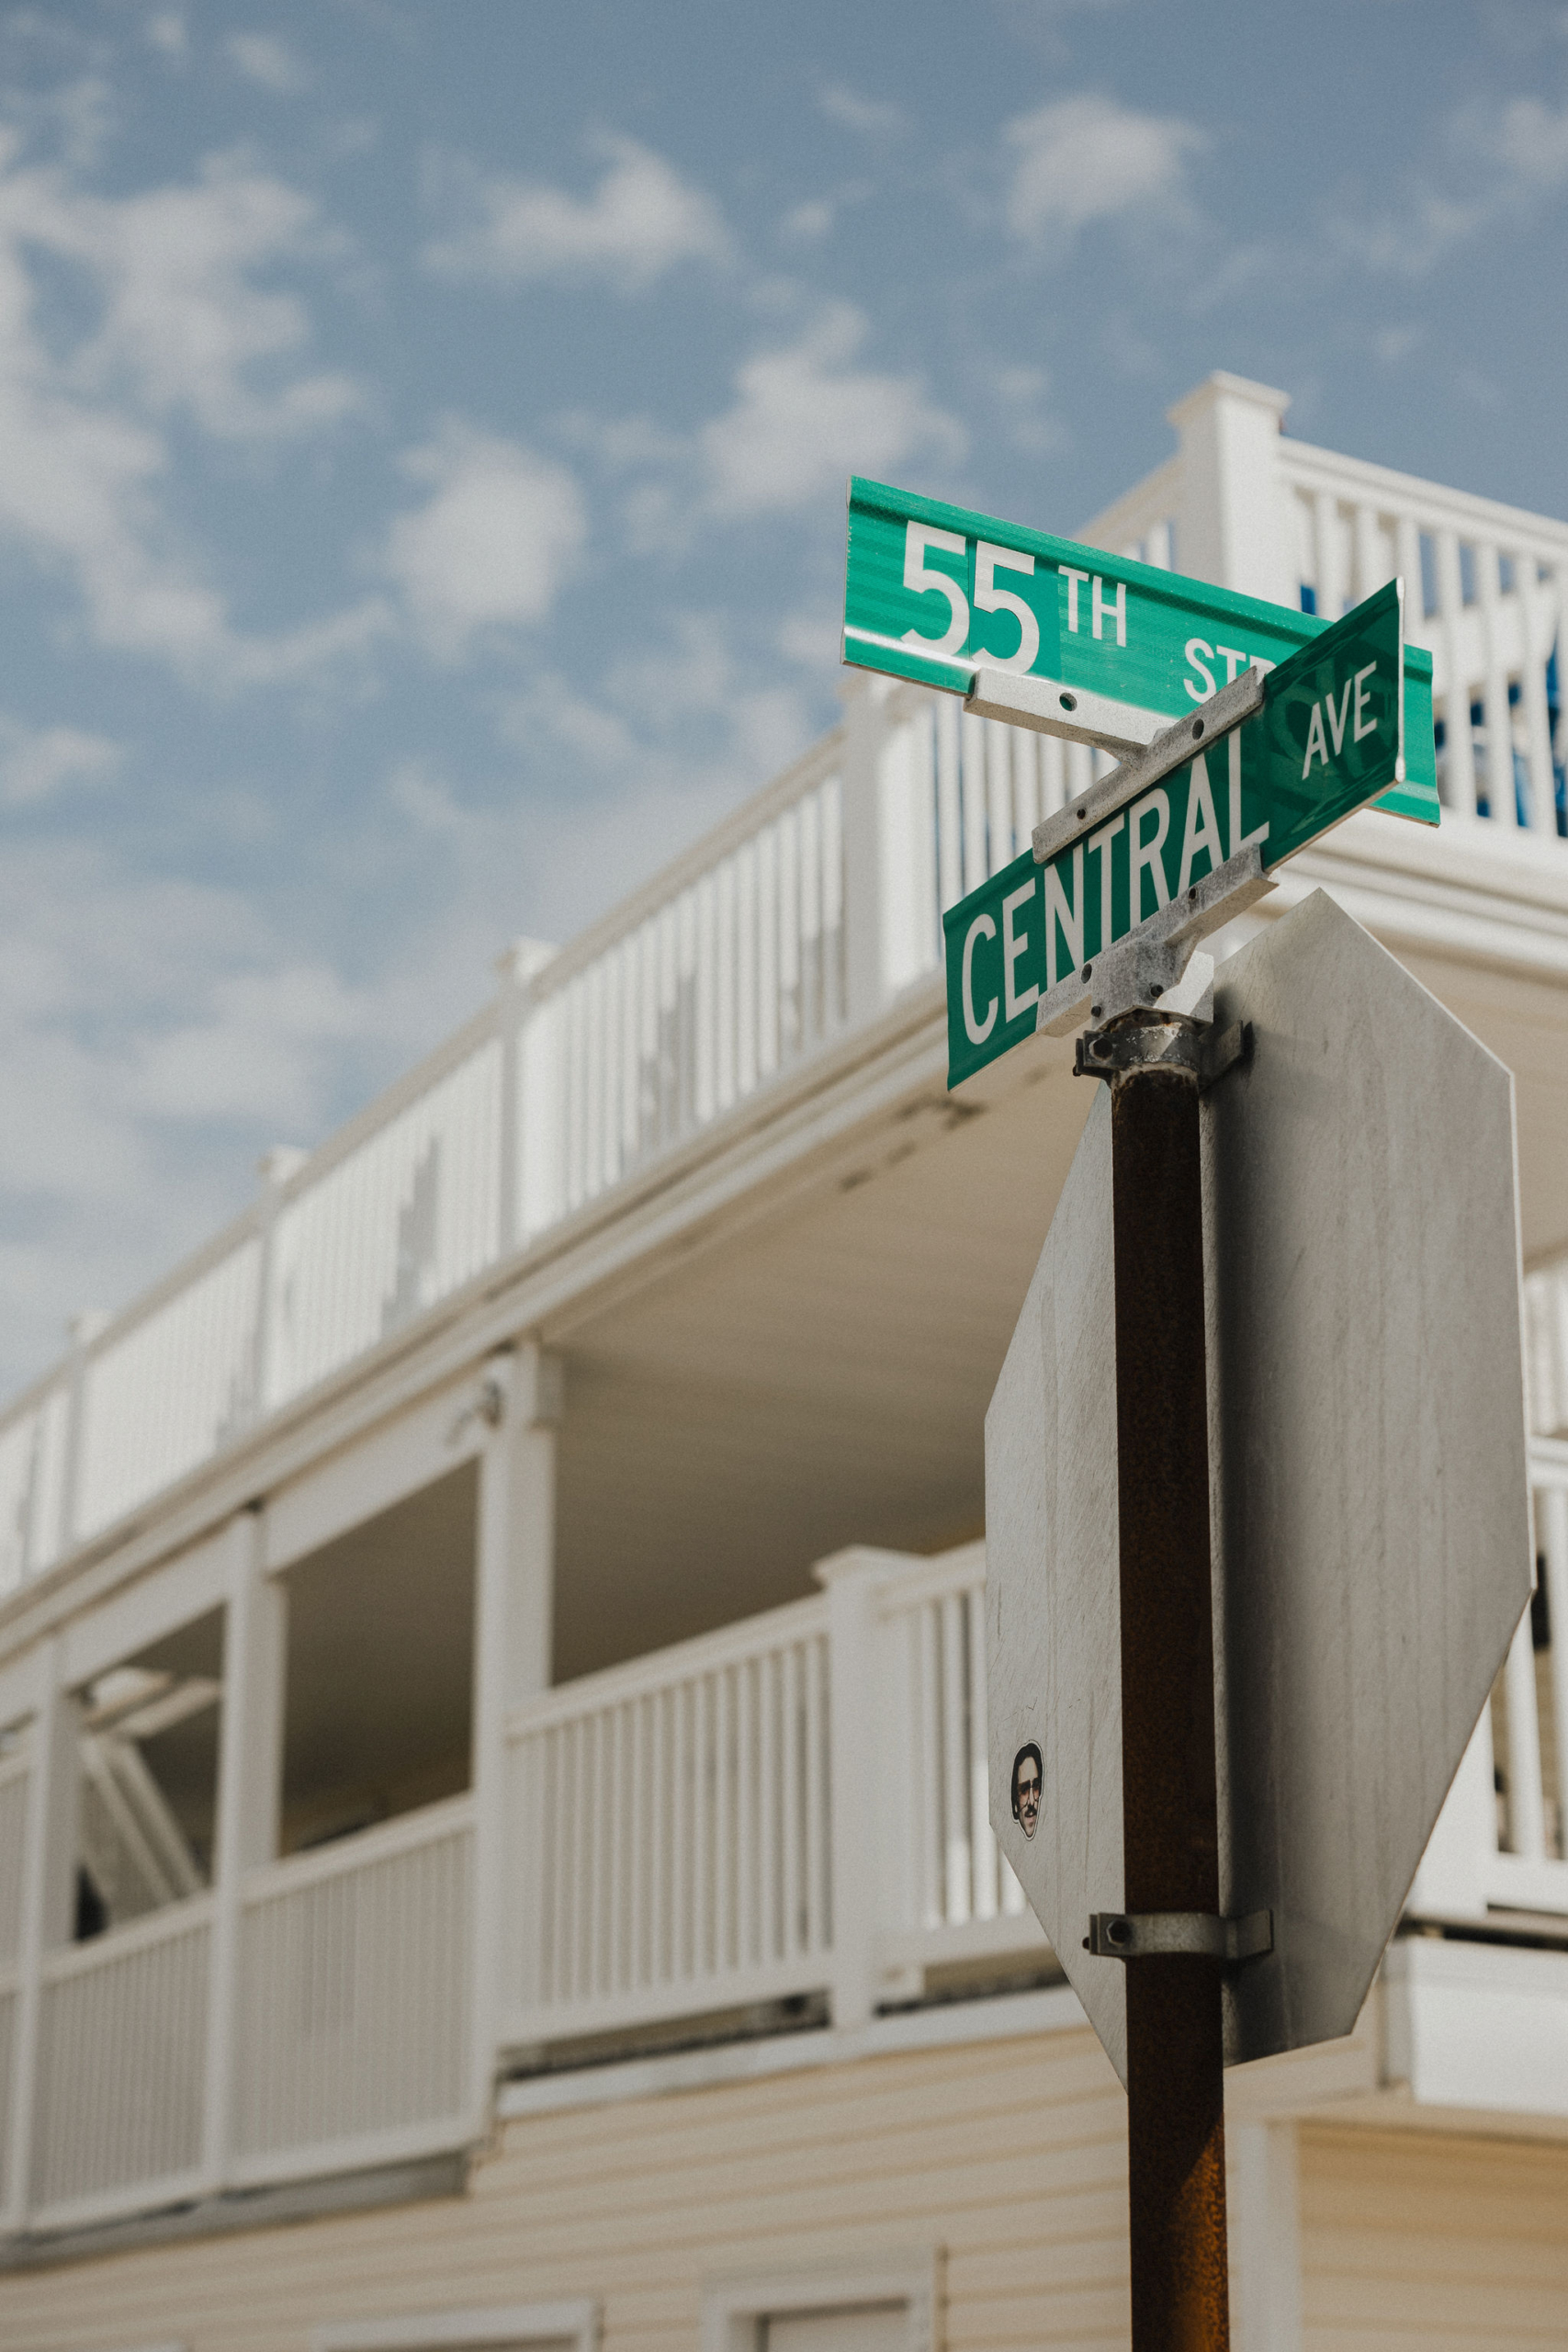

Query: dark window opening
left=278, top=1460, right=477, bottom=1857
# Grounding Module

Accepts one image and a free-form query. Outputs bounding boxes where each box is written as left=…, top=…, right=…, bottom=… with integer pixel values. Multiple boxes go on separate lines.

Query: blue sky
left=2, top=0, right=1567, bottom=1394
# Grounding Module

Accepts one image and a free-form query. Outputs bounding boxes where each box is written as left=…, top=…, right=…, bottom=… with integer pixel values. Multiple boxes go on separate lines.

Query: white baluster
left=966, top=1584, right=998, bottom=1922
left=1479, top=543, right=1518, bottom=829
left=1040, top=727, right=1066, bottom=821
left=1542, top=1485, right=1568, bottom=1859
left=961, top=710, right=987, bottom=893
left=1394, top=514, right=1425, bottom=641
left=935, top=695, right=962, bottom=913
left=1504, top=1602, right=1546, bottom=1860
left=1314, top=491, right=1343, bottom=619
left=1517, top=559, right=1557, bottom=837
left=1435, top=528, right=1478, bottom=815
left=986, top=719, right=1013, bottom=876
left=1352, top=500, right=1385, bottom=600
left=941, top=1590, right=970, bottom=1925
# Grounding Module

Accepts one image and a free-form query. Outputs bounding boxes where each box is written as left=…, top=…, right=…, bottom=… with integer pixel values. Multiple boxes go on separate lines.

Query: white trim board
left=703, top=2257, right=937, bottom=2352
left=498, top=1984, right=1086, bottom=2120
left=313, top=2304, right=598, bottom=2352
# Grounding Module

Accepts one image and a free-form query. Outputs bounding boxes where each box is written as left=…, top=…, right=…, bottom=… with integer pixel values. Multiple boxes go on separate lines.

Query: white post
left=815, top=1546, right=904, bottom=2031
left=200, top=1506, right=286, bottom=2190
left=494, top=942, right=556, bottom=1261
left=1406, top=1710, right=1497, bottom=1918
left=1479, top=544, right=1518, bottom=829
left=470, top=1342, right=562, bottom=2111
left=1167, top=372, right=1294, bottom=606
left=251, top=1148, right=307, bottom=1424
left=1229, top=2120, right=1304, bottom=2352
left=58, top=1310, right=108, bottom=1553
left=1542, top=1484, right=1568, bottom=1851
left=3, top=1638, right=78, bottom=2229
left=840, top=672, right=893, bottom=1030
left=1503, top=1600, right=1546, bottom=1860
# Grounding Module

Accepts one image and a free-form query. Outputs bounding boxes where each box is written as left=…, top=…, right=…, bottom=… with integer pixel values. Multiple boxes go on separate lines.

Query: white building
left=0, top=374, right=1566, bottom=2351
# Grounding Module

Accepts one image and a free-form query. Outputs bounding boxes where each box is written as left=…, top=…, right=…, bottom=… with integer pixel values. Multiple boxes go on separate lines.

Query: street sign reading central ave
left=942, top=578, right=1407, bottom=1086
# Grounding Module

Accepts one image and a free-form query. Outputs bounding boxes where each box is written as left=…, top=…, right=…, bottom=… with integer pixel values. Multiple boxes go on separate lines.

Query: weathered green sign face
left=842, top=475, right=1438, bottom=826
left=942, top=580, right=1409, bottom=1087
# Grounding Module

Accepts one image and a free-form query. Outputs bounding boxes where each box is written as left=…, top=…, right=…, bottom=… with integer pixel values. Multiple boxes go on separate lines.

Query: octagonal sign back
left=987, top=890, right=1532, bottom=2083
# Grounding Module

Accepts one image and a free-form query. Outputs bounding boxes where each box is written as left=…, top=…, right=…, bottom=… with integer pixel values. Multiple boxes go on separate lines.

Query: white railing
left=6, top=1509, right=1568, bottom=2233
left=0, top=1749, right=28, bottom=1976
left=28, top=1895, right=212, bottom=2227
left=869, top=1546, right=1034, bottom=1985
left=1528, top=1259, right=1568, bottom=1442
left=503, top=1599, right=834, bottom=2045
left=1483, top=1448, right=1568, bottom=1911
left=0, top=1982, right=14, bottom=2217
left=0, top=745, right=851, bottom=1598
left=1, top=411, right=1564, bottom=1594
left=232, top=1796, right=473, bottom=2181
left=523, top=752, right=845, bottom=1236
left=1280, top=437, right=1567, bottom=839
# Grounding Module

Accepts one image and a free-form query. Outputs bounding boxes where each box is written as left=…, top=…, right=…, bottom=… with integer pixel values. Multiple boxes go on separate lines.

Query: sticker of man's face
left=1011, top=1743, right=1042, bottom=1840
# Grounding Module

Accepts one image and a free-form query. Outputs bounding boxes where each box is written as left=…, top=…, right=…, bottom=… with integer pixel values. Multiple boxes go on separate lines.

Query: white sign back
left=986, top=890, right=1532, bottom=2083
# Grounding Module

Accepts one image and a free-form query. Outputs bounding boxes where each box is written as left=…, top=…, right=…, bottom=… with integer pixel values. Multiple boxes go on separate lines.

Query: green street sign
left=942, top=580, right=1412, bottom=1088
left=842, top=475, right=1438, bottom=827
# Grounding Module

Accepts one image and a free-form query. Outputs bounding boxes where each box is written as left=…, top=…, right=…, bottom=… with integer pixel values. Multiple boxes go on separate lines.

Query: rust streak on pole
left=1109, top=1011, right=1229, bottom=2351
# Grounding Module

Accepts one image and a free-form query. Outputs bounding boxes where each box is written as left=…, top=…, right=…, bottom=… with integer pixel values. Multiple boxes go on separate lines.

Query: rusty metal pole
left=1106, top=1010, right=1229, bottom=2351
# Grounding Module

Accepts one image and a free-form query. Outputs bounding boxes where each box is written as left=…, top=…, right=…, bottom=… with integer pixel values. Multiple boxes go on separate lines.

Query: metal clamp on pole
left=1031, top=663, right=1266, bottom=870
left=1086, top=1909, right=1274, bottom=1964
left=1075, top=1012, right=1252, bottom=1092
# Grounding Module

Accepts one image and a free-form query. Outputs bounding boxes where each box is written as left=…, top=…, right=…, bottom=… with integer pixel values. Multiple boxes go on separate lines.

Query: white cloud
left=1332, top=96, right=1568, bottom=281
left=818, top=84, right=907, bottom=138
left=0, top=137, right=379, bottom=684
left=1488, top=96, right=1568, bottom=189
left=226, top=33, right=310, bottom=96
left=0, top=837, right=408, bottom=1383
left=384, top=420, right=587, bottom=661
left=0, top=717, right=120, bottom=805
left=1004, top=93, right=1204, bottom=243
left=23, top=151, right=362, bottom=439
left=783, top=198, right=836, bottom=243
left=145, top=13, right=187, bottom=60
left=421, top=135, right=730, bottom=289
left=702, top=303, right=965, bottom=517
left=993, top=362, right=1060, bottom=454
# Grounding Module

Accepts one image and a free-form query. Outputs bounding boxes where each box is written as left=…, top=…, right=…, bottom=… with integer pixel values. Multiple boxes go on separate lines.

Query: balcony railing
left=2, top=406, right=1566, bottom=1599
left=1, top=1497, right=1566, bottom=2235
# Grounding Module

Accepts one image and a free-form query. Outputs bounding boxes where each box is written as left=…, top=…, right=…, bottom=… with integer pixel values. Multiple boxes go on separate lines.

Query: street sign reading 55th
left=841, top=475, right=1438, bottom=825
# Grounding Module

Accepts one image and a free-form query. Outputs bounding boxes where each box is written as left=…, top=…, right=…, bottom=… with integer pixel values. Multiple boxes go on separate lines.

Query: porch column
left=1168, top=372, right=1294, bottom=607
left=1229, top=2119, right=1304, bottom=2352
left=200, top=1504, right=287, bottom=2190
left=470, top=1343, right=563, bottom=2111
left=3, top=1637, right=78, bottom=2230
left=815, top=1546, right=904, bottom=2031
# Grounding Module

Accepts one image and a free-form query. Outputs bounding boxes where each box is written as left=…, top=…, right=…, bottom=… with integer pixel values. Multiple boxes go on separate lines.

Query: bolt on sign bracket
left=1085, top=1909, right=1275, bottom=1964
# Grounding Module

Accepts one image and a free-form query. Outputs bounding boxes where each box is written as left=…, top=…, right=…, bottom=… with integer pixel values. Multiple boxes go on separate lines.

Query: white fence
left=1278, top=439, right=1566, bottom=836
left=3, top=1506, right=1568, bottom=2233
left=870, top=1546, right=1034, bottom=1985
left=1484, top=1460, right=1568, bottom=1908
left=0, top=741, right=855, bottom=1598
left=504, top=1599, right=834, bottom=2045
left=233, top=1797, right=473, bottom=2180
left=29, top=1897, right=212, bottom=2226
